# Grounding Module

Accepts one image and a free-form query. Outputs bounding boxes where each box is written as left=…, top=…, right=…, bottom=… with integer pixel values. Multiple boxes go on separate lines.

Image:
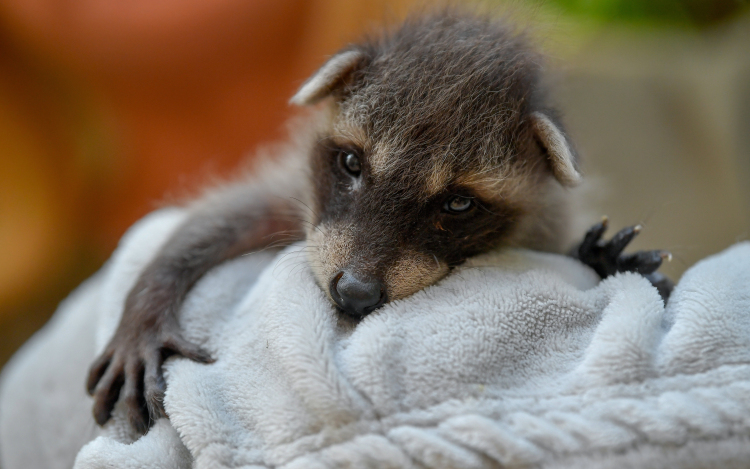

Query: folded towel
left=2, top=208, right=749, bottom=469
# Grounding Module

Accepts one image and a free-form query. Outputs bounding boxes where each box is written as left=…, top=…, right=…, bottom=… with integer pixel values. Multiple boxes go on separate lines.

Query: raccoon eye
left=444, top=195, right=473, bottom=213
left=339, top=151, right=361, bottom=176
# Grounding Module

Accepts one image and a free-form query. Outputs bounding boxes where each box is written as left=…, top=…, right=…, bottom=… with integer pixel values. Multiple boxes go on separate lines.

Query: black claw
left=605, top=225, right=641, bottom=259
left=92, top=366, right=124, bottom=426
left=618, top=250, right=663, bottom=275
left=128, top=362, right=149, bottom=433
left=144, top=350, right=167, bottom=423
left=578, top=217, right=608, bottom=258
left=132, top=413, right=148, bottom=436
left=87, top=354, right=111, bottom=396
left=165, top=335, right=215, bottom=364
left=572, top=219, right=673, bottom=302
left=125, top=373, right=148, bottom=434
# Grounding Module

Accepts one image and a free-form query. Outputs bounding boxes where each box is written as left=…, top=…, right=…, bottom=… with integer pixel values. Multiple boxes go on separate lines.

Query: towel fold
left=2, top=208, right=749, bottom=469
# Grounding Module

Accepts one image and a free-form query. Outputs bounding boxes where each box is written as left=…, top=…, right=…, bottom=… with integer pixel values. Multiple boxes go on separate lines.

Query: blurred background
left=0, top=0, right=748, bottom=368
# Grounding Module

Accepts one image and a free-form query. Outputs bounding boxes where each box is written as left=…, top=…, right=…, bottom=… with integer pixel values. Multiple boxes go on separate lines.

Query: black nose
left=329, top=270, right=387, bottom=317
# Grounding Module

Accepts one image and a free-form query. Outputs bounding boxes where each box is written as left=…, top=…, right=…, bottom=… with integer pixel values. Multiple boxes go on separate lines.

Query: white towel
left=2, top=208, right=749, bottom=469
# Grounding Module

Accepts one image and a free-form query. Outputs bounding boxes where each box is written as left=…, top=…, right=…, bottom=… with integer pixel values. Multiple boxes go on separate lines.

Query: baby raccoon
left=86, top=11, right=671, bottom=434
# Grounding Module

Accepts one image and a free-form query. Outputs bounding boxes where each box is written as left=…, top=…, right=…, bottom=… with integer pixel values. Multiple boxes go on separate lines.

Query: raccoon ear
left=290, top=50, right=366, bottom=106
left=531, top=112, right=582, bottom=187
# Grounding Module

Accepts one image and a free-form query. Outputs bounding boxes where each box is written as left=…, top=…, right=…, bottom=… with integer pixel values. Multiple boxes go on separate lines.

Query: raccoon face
left=292, top=13, right=581, bottom=317
left=304, top=133, right=525, bottom=316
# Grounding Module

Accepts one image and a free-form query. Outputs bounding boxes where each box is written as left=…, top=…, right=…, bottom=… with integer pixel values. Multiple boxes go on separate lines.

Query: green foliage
left=538, top=0, right=747, bottom=27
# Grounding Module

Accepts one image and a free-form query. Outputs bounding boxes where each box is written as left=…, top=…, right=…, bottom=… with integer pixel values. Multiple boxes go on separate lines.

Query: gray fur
left=87, top=9, right=584, bottom=433
left=298, top=12, right=580, bottom=299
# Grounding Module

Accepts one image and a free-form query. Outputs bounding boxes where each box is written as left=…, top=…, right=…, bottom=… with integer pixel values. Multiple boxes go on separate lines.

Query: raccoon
left=86, top=11, right=671, bottom=434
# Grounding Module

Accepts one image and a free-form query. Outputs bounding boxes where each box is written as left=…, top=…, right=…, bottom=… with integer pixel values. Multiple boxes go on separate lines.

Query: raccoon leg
left=86, top=159, right=306, bottom=434
left=572, top=217, right=673, bottom=301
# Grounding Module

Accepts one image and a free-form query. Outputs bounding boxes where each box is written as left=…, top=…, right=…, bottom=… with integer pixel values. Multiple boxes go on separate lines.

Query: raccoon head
left=291, top=13, right=581, bottom=317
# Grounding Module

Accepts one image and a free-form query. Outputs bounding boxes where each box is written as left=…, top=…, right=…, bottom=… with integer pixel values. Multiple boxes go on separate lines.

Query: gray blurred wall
left=556, top=13, right=750, bottom=280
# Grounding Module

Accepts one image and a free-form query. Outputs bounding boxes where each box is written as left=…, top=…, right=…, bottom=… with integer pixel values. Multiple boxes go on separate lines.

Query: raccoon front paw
left=574, top=217, right=671, bottom=280
left=86, top=316, right=214, bottom=435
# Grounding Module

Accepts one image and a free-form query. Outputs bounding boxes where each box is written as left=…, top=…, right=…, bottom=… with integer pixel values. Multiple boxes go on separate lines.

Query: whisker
left=288, top=197, right=316, bottom=216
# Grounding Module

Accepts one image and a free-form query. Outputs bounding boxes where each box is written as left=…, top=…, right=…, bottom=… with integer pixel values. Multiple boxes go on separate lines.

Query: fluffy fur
left=85, top=10, right=587, bottom=434
left=300, top=12, right=581, bottom=300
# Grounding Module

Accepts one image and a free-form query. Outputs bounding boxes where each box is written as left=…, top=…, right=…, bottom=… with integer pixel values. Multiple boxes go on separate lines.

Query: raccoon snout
left=329, top=270, right=387, bottom=318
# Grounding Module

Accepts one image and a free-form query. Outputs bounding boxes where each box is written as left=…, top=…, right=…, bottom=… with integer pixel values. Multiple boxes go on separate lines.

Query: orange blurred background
left=1, top=0, right=749, bottom=369
left=0, top=0, right=420, bottom=366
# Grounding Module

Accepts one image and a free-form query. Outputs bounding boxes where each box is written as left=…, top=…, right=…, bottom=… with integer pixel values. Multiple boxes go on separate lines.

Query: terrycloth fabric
left=1, top=209, right=750, bottom=469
